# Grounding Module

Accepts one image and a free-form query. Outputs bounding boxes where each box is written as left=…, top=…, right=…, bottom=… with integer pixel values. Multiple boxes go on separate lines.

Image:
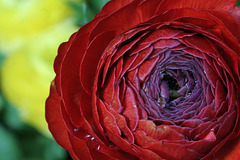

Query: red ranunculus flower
left=46, top=0, right=240, bottom=159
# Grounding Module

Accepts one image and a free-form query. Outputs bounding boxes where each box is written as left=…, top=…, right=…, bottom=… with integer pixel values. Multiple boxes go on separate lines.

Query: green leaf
left=68, top=0, right=110, bottom=26
left=0, top=53, right=6, bottom=112
left=3, top=104, right=23, bottom=130
left=87, top=0, right=109, bottom=13
left=15, top=124, right=67, bottom=160
left=43, top=139, right=67, bottom=160
left=0, top=125, right=21, bottom=160
left=237, top=0, right=240, bottom=6
left=0, top=94, right=3, bottom=112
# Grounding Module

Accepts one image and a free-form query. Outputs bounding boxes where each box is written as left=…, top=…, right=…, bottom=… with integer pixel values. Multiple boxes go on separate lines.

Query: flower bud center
left=162, top=75, right=180, bottom=101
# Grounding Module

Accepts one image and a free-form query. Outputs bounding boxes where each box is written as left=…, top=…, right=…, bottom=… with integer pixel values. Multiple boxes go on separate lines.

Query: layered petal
left=46, top=0, right=240, bottom=160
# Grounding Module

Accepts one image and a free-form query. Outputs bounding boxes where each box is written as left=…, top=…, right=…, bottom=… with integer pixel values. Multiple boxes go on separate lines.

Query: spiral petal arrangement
left=46, top=0, right=240, bottom=159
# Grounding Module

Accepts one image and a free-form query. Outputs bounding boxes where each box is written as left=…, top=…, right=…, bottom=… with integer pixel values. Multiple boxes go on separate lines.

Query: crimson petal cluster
left=46, top=0, right=240, bottom=159
left=93, top=22, right=240, bottom=160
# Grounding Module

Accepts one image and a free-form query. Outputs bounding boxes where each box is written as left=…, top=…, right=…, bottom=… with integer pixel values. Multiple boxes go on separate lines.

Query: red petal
left=182, top=119, right=204, bottom=128
left=54, top=32, right=77, bottom=75
left=123, top=87, right=139, bottom=131
left=137, top=0, right=163, bottom=22
left=181, top=35, right=218, bottom=56
left=45, top=82, right=79, bottom=160
left=214, top=80, right=227, bottom=111
left=80, top=92, right=109, bottom=145
left=138, top=120, right=185, bottom=140
left=97, top=99, right=121, bottom=136
left=97, top=0, right=134, bottom=17
left=132, top=145, right=163, bottom=160
left=189, top=121, right=216, bottom=140
left=141, top=27, right=181, bottom=44
left=88, top=147, right=117, bottom=160
left=90, top=0, right=141, bottom=40
left=216, top=111, right=237, bottom=139
left=109, top=108, right=135, bottom=144
left=120, top=54, right=138, bottom=78
left=205, top=85, right=214, bottom=105
left=208, top=9, right=240, bottom=42
left=68, top=133, right=92, bottom=160
left=110, top=30, right=147, bottom=67
left=186, top=140, right=217, bottom=156
left=129, top=46, right=153, bottom=71
left=54, top=32, right=77, bottom=94
left=80, top=31, right=116, bottom=93
left=127, top=69, right=138, bottom=82
left=114, top=57, right=123, bottom=82
left=183, top=48, right=204, bottom=59
left=156, top=0, right=236, bottom=14
left=79, top=91, right=93, bottom=124
left=203, top=129, right=217, bottom=141
left=215, top=134, right=240, bottom=160
left=153, top=39, right=181, bottom=49
left=138, top=56, right=159, bottom=82
left=60, top=19, right=102, bottom=126
left=229, top=6, right=240, bottom=24
left=101, top=68, right=116, bottom=104
left=60, top=15, right=104, bottom=96
left=146, top=141, right=203, bottom=159
left=203, top=61, right=219, bottom=88
left=134, top=130, right=157, bottom=146
left=111, top=83, right=124, bottom=113
left=104, top=128, right=139, bottom=158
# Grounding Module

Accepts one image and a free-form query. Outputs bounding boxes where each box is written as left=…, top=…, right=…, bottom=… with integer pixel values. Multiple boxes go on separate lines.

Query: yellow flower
left=0, top=0, right=78, bottom=136
left=1, top=19, right=77, bottom=136
left=0, top=0, right=76, bottom=53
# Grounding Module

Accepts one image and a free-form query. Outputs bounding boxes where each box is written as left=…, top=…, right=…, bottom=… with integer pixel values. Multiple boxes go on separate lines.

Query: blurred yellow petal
left=1, top=19, right=77, bottom=136
left=0, top=0, right=76, bottom=53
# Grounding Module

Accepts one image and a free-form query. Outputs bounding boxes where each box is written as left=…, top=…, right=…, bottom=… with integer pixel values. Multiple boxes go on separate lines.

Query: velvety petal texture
left=46, top=0, right=240, bottom=159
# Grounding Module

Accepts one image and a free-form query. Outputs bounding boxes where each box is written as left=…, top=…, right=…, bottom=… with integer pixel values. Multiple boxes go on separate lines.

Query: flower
left=1, top=20, right=77, bottom=135
left=0, top=0, right=76, bottom=54
left=0, top=0, right=78, bottom=135
left=46, top=0, right=240, bottom=159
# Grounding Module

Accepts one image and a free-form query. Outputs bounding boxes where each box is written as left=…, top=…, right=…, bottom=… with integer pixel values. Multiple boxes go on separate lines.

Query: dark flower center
left=139, top=51, right=202, bottom=124
left=161, top=74, right=180, bottom=101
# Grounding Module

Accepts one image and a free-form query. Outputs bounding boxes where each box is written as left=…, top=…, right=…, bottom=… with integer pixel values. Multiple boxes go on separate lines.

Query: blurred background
left=0, top=0, right=108, bottom=159
left=0, top=0, right=239, bottom=160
